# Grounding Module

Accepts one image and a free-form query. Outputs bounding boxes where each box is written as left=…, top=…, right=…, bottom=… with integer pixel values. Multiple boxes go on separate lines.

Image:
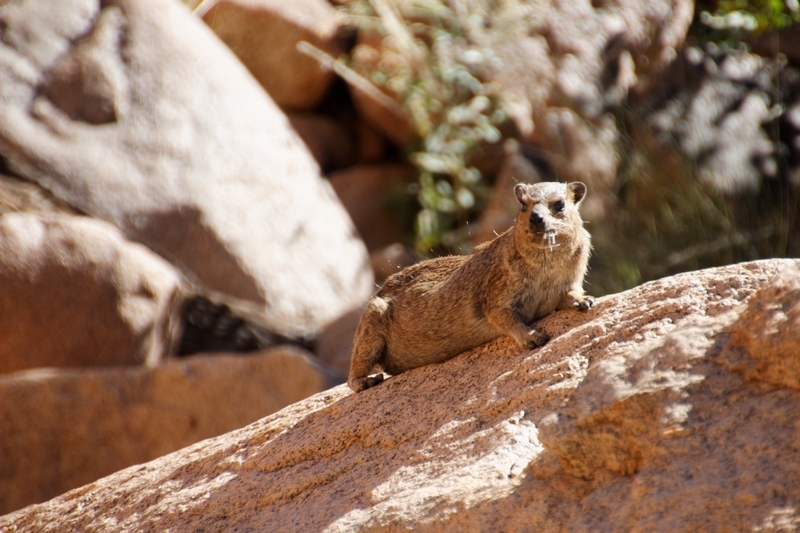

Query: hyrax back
left=348, top=181, right=593, bottom=392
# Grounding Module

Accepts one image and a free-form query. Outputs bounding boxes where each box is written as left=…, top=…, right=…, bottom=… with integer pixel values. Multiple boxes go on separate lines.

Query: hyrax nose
left=529, top=210, right=545, bottom=230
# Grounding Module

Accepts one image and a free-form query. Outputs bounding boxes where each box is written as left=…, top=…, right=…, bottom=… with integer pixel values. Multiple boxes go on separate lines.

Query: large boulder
left=0, top=346, right=334, bottom=515
left=198, top=0, right=343, bottom=111
left=0, top=213, right=183, bottom=374
left=288, top=112, right=388, bottom=173
left=4, top=259, right=799, bottom=531
left=0, top=173, right=78, bottom=215
left=313, top=306, right=362, bottom=379
left=0, top=0, right=373, bottom=339
left=471, top=139, right=544, bottom=245
left=328, top=163, right=414, bottom=252
left=288, top=113, right=358, bottom=172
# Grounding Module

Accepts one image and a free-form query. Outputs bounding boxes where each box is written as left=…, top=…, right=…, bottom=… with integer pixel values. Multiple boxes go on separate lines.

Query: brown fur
left=348, top=181, right=593, bottom=392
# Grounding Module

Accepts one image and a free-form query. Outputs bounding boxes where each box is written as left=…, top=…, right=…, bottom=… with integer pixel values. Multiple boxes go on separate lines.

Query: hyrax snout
left=348, top=181, right=594, bottom=393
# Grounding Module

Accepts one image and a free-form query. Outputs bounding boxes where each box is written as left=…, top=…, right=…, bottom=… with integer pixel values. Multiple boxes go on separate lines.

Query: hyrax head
left=514, top=181, right=587, bottom=249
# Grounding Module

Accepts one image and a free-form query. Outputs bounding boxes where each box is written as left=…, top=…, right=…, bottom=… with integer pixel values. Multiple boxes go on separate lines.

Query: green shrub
left=331, top=0, right=508, bottom=254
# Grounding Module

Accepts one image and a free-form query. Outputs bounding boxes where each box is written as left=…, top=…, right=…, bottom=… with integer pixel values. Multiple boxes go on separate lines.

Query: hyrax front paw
left=573, top=296, right=594, bottom=311
left=517, top=330, right=550, bottom=350
left=349, top=373, right=385, bottom=393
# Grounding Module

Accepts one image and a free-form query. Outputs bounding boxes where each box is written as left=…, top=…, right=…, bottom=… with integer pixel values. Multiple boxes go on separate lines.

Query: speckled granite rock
left=0, top=0, right=373, bottom=339
left=3, top=259, right=799, bottom=532
left=0, top=212, right=183, bottom=375
left=0, top=346, right=334, bottom=515
left=199, top=0, right=343, bottom=111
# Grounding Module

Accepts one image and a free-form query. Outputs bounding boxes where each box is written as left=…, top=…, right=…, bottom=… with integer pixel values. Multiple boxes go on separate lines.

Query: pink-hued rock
left=288, top=113, right=358, bottom=171
left=0, top=346, right=333, bottom=515
left=198, top=0, right=343, bottom=111
left=0, top=213, right=183, bottom=375
left=288, top=113, right=388, bottom=172
left=349, top=79, right=415, bottom=148
left=369, top=242, right=418, bottom=284
left=328, top=163, right=414, bottom=252
left=0, top=173, right=78, bottom=215
left=489, top=0, right=694, bottom=135
left=3, top=259, right=799, bottom=532
left=0, top=0, right=373, bottom=339
left=471, top=139, right=544, bottom=245
left=723, top=266, right=800, bottom=389
left=313, top=306, right=362, bottom=379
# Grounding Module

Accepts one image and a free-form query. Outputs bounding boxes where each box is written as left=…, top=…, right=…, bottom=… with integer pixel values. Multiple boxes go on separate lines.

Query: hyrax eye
left=520, top=203, right=528, bottom=212
left=552, top=200, right=565, bottom=212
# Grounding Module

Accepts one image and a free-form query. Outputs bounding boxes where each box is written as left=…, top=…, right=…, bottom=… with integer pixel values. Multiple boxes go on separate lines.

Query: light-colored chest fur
left=503, top=247, right=579, bottom=323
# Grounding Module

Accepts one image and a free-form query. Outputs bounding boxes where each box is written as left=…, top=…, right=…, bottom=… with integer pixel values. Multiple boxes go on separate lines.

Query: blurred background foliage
left=587, top=0, right=800, bottom=293
left=326, top=0, right=800, bottom=297
left=339, top=0, right=507, bottom=255
left=696, top=0, right=800, bottom=37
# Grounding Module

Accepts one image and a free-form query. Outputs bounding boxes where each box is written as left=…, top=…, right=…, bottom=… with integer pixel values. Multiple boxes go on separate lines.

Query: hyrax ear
left=568, top=182, right=587, bottom=205
left=514, top=184, right=528, bottom=205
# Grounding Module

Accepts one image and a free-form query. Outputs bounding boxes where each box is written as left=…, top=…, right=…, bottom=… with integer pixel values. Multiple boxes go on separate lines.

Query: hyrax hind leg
left=348, top=297, right=390, bottom=393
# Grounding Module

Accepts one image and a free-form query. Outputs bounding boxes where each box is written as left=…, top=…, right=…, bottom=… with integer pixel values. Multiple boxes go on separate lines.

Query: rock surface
left=0, top=173, right=78, bottom=215
left=472, top=139, right=544, bottom=245
left=288, top=112, right=358, bottom=172
left=3, top=259, right=799, bottom=531
left=313, top=306, right=362, bottom=379
left=328, top=163, right=414, bottom=252
left=494, top=0, right=694, bottom=132
left=288, top=113, right=388, bottom=172
left=199, top=0, right=342, bottom=111
left=0, top=0, right=373, bottom=339
left=0, top=213, right=183, bottom=375
left=0, top=346, right=334, bottom=515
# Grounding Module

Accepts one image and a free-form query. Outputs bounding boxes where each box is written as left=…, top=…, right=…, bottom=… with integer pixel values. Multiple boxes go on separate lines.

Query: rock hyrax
left=348, top=181, right=593, bottom=392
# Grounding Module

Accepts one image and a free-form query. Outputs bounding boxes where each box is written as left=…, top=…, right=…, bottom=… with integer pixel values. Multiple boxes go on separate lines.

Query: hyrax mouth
left=542, top=229, right=559, bottom=250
